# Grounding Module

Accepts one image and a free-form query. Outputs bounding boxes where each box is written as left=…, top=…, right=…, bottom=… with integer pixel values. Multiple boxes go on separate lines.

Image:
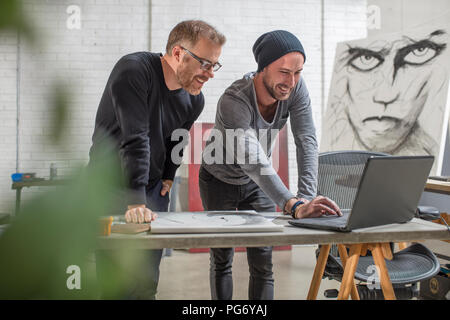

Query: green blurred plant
left=0, top=151, right=123, bottom=299
left=48, top=79, right=71, bottom=145
left=0, top=0, right=35, bottom=43
left=0, top=0, right=143, bottom=299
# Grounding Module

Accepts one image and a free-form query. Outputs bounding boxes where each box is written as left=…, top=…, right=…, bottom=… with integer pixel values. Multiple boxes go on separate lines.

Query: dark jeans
left=199, top=166, right=276, bottom=300
left=96, top=180, right=169, bottom=300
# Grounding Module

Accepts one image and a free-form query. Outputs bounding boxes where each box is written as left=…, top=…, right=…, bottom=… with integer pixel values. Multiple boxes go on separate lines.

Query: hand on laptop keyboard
left=294, top=196, right=342, bottom=219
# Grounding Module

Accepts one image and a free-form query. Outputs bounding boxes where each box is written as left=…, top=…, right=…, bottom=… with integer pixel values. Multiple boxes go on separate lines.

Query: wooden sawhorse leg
left=307, top=244, right=360, bottom=300
left=308, top=243, right=396, bottom=300
left=370, top=243, right=396, bottom=300
left=307, top=244, right=331, bottom=300
left=339, top=243, right=396, bottom=300
left=337, top=244, right=360, bottom=300
left=337, top=243, right=362, bottom=300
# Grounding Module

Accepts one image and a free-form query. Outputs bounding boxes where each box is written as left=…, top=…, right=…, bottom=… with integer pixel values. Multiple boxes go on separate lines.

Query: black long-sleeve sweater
left=89, top=52, right=204, bottom=205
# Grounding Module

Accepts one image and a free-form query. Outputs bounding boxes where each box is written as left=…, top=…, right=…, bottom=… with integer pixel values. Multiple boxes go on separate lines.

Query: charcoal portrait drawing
left=321, top=24, right=450, bottom=174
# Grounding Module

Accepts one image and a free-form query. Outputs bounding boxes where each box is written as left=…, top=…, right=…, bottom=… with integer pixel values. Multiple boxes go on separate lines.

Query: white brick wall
left=150, top=0, right=367, bottom=194
left=0, top=30, right=18, bottom=212
left=0, top=0, right=149, bottom=212
left=0, top=0, right=367, bottom=213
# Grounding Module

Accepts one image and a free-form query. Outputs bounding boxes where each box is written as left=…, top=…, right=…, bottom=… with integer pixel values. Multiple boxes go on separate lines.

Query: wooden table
left=11, top=179, right=69, bottom=215
left=425, top=179, right=450, bottom=195
left=98, top=213, right=450, bottom=300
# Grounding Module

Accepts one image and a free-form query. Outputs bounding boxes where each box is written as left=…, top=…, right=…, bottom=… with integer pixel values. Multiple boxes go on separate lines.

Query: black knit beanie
left=252, top=30, right=306, bottom=72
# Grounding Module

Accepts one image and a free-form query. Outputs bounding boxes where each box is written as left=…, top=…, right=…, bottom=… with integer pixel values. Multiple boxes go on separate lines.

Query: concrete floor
left=157, top=240, right=450, bottom=300
left=157, top=245, right=340, bottom=300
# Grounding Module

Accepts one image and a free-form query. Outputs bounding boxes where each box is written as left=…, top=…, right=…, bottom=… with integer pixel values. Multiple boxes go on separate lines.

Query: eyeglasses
left=180, top=46, right=222, bottom=72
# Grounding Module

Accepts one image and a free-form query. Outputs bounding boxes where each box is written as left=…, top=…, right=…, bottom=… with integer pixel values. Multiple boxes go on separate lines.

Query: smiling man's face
left=260, top=51, right=304, bottom=101
left=176, top=37, right=222, bottom=95
left=343, top=29, right=448, bottom=152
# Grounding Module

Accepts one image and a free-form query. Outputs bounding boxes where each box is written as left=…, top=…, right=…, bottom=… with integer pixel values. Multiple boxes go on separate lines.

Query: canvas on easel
left=321, top=18, right=450, bottom=175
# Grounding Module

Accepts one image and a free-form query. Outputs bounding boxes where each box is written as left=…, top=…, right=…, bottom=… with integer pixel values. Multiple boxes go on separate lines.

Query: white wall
left=0, top=0, right=368, bottom=213
left=0, top=30, right=18, bottom=212
left=0, top=0, right=150, bottom=212
left=150, top=0, right=367, bottom=194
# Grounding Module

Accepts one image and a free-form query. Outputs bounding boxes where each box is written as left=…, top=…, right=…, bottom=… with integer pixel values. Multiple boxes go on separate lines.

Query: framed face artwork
left=321, top=22, right=450, bottom=174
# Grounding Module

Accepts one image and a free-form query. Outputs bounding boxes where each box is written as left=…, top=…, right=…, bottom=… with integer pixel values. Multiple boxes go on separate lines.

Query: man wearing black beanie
left=252, top=29, right=306, bottom=72
left=199, top=30, right=341, bottom=300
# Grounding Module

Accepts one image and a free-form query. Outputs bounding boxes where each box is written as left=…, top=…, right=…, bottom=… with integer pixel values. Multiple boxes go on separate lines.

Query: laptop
left=289, top=155, right=434, bottom=232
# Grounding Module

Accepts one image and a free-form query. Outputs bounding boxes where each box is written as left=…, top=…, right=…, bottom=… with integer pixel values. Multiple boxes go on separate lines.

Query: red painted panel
left=187, top=123, right=291, bottom=252
left=188, top=123, right=214, bottom=212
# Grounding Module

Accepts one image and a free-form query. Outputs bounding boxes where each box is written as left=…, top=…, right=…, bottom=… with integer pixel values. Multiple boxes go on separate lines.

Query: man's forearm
left=235, top=132, right=295, bottom=209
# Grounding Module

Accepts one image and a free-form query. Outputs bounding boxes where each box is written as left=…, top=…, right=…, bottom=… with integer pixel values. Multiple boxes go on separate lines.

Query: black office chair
left=316, top=150, right=441, bottom=299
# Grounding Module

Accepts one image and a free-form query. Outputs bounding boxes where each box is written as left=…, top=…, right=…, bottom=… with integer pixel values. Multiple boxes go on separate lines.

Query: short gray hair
left=166, top=20, right=226, bottom=55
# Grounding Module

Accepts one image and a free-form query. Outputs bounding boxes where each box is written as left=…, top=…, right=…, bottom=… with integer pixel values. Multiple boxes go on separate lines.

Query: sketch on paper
left=321, top=22, right=450, bottom=174
left=150, top=211, right=283, bottom=234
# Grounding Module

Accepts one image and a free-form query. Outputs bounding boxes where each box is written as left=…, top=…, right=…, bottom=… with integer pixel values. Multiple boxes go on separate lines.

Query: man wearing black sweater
left=89, top=20, right=225, bottom=299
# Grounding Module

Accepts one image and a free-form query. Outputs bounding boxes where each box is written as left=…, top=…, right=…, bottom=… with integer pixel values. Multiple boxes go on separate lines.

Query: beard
left=262, top=74, right=293, bottom=101
left=176, top=59, right=207, bottom=95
